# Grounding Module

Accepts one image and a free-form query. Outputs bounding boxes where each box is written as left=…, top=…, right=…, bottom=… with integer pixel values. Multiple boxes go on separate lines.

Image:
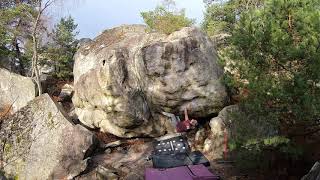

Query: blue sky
left=52, top=0, right=205, bottom=39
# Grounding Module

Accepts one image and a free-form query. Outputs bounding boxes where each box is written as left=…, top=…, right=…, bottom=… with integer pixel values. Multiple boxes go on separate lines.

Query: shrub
left=224, top=0, right=320, bottom=170
left=141, top=1, right=194, bottom=34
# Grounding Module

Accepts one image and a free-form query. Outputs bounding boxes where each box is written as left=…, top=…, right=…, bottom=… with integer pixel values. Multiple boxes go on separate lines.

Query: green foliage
left=234, top=139, right=303, bottom=170
left=0, top=4, right=34, bottom=47
left=141, top=1, right=194, bottom=34
left=202, top=0, right=265, bottom=37
left=230, top=0, right=320, bottom=130
left=0, top=3, right=35, bottom=71
left=46, top=16, right=78, bottom=80
left=215, top=0, right=320, bottom=170
left=0, top=0, right=35, bottom=9
left=230, top=136, right=303, bottom=170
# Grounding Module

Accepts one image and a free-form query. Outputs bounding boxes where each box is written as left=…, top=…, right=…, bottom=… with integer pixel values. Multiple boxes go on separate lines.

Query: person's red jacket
left=176, top=108, right=195, bottom=132
left=176, top=119, right=192, bottom=132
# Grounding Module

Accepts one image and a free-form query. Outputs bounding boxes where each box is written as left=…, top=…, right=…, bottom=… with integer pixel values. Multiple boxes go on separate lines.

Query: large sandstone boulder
left=0, top=68, right=36, bottom=113
left=73, top=25, right=228, bottom=138
left=0, top=94, right=99, bottom=180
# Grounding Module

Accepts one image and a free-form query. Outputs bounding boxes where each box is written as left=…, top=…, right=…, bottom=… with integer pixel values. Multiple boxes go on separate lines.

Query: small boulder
left=0, top=94, right=99, bottom=180
left=0, top=68, right=36, bottom=113
left=203, top=105, right=239, bottom=160
left=76, top=165, right=119, bottom=180
left=193, top=127, right=207, bottom=150
left=59, top=83, right=74, bottom=101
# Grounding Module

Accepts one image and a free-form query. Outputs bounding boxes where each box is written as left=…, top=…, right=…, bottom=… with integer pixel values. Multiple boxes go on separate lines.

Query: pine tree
left=0, top=3, right=35, bottom=74
left=225, top=0, right=320, bottom=169
left=202, top=0, right=264, bottom=37
left=46, top=16, right=78, bottom=80
left=141, top=0, right=194, bottom=34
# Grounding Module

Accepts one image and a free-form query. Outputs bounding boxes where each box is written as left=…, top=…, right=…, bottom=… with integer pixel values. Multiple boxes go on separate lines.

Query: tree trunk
left=32, top=34, right=42, bottom=95
left=31, top=1, right=43, bottom=96
left=13, top=38, right=25, bottom=75
left=30, top=0, right=54, bottom=95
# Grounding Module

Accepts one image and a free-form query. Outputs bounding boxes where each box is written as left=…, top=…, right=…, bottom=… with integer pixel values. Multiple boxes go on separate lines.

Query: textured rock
left=76, top=165, right=119, bottom=180
left=78, top=139, right=153, bottom=180
left=0, top=94, right=99, bottom=180
left=73, top=25, right=228, bottom=138
left=302, top=161, right=320, bottom=180
left=0, top=68, right=36, bottom=113
left=59, top=83, right=74, bottom=101
left=203, top=105, right=238, bottom=159
left=0, top=57, right=17, bottom=73
left=194, top=127, right=207, bottom=150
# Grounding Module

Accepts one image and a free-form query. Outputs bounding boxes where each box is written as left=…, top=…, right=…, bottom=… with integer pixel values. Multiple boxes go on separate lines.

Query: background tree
left=141, top=0, right=194, bottom=35
left=45, top=16, right=78, bottom=80
left=29, top=0, right=56, bottom=95
left=0, top=0, right=80, bottom=95
left=221, top=0, right=320, bottom=170
left=202, top=0, right=264, bottom=48
left=0, top=2, right=35, bottom=74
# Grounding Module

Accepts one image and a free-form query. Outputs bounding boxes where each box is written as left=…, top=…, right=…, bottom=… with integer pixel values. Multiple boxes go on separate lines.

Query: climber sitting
left=162, top=107, right=198, bottom=133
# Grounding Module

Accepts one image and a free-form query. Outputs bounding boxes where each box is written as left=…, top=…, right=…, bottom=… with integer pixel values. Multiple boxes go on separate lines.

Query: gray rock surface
left=73, top=24, right=228, bottom=138
left=302, top=161, right=320, bottom=180
left=0, top=94, right=99, bottom=180
left=59, top=83, right=74, bottom=101
left=203, top=105, right=238, bottom=159
left=76, top=165, right=119, bottom=180
left=77, top=139, right=153, bottom=180
left=0, top=57, right=17, bottom=73
left=0, top=68, right=36, bottom=113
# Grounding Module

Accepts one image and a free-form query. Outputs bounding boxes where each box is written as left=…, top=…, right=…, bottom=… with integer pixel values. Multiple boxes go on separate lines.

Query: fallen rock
left=193, top=127, right=207, bottom=150
left=83, top=139, right=153, bottom=180
left=76, top=165, right=119, bottom=180
left=0, top=94, right=99, bottom=180
left=68, top=107, right=79, bottom=124
left=124, top=172, right=143, bottom=180
left=101, top=140, right=124, bottom=149
left=59, top=83, right=74, bottom=101
left=73, top=24, right=228, bottom=138
left=0, top=68, right=36, bottom=113
left=203, top=105, right=239, bottom=160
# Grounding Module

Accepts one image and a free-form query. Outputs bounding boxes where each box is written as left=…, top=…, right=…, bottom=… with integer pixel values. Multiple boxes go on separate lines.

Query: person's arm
left=184, top=107, right=189, bottom=121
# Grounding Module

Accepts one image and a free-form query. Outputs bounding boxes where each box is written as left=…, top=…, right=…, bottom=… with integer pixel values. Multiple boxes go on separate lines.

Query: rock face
left=0, top=94, right=99, bottom=180
left=0, top=68, right=36, bottom=113
left=73, top=25, right=228, bottom=138
left=203, top=105, right=238, bottom=159
left=302, top=161, right=320, bottom=180
left=59, top=83, right=74, bottom=101
left=0, top=57, right=16, bottom=73
left=76, top=139, right=153, bottom=180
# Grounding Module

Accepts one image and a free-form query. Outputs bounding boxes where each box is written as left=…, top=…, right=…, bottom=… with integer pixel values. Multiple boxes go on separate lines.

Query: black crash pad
left=152, top=135, right=210, bottom=168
